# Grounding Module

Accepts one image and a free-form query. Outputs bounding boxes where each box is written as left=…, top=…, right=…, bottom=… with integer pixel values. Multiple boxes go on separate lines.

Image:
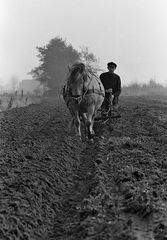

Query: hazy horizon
left=1, top=0, right=167, bottom=88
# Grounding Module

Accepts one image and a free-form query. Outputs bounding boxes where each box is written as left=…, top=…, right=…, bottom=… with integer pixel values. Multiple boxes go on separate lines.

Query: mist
left=0, top=0, right=167, bottom=87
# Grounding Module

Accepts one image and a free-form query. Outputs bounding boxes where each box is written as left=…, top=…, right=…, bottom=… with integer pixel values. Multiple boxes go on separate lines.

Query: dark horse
left=62, top=62, right=105, bottom=140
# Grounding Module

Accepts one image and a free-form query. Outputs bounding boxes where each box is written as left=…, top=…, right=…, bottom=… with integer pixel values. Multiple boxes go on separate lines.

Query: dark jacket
left=100, top=72, right=121, bottom=94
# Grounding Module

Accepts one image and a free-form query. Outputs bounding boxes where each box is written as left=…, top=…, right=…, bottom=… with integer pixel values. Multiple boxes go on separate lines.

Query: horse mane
left=70, top=62, right=99, bottom=79
left=69, top=62, right=86, bottom=82
left=85, top=65, right=98, bottom=79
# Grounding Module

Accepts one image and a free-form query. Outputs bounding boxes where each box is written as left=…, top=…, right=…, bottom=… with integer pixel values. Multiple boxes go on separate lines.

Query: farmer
left=100, top=62, right=121, bottom=115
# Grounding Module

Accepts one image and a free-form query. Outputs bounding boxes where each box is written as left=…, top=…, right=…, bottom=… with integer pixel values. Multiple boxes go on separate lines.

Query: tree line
left=29, top=37, right=100, bottom=95
left=30, top=36, right=167, bottom=97
left=122, top=79, right=167, bottom=96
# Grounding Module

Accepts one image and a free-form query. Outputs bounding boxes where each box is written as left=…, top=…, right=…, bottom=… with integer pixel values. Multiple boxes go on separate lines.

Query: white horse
left=63, top=62, right=104, bottom=140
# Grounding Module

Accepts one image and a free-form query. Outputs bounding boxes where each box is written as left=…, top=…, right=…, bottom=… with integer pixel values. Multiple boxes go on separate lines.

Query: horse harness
left=64, top=74, right=105, bottom=106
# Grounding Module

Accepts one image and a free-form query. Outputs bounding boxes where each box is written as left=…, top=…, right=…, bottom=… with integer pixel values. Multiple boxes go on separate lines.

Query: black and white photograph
left=0, top=0, right=167, bottom=239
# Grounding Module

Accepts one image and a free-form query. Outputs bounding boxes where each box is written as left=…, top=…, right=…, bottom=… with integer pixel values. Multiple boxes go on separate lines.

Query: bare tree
left=79, top=46, right=102, bottom=74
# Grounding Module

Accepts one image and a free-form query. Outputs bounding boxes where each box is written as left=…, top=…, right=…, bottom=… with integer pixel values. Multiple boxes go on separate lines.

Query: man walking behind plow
left=100, top=62, right=121, bottom=116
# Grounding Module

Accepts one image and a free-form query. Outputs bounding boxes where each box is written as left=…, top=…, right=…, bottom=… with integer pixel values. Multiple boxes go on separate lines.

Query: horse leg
left=81, top=113, right=87, bottom=137
left=89, top=115, right=95, bottom=136
left=86, top=107, right=95, bottom=140
left=74, top=114, right=82, bottom=139
left=90, top=116, right=95, bottom=135
left=86, top=120, right=95, bottom=140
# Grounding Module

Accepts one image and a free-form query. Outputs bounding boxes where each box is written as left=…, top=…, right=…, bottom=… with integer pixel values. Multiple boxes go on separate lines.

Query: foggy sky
left=0, top=0, right=167, bottom=86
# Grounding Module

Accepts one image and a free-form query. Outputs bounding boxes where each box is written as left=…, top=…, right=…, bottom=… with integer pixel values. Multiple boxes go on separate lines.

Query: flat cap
left=107, top=62, right=117, bottom=68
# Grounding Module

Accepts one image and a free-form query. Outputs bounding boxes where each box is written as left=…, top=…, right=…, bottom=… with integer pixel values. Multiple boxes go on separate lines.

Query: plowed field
left=0, top=95, right=167, bottom=240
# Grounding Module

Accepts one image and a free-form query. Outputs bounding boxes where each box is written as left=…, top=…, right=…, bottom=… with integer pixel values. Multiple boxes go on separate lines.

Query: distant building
left=18, top=79, right=41, bottom=94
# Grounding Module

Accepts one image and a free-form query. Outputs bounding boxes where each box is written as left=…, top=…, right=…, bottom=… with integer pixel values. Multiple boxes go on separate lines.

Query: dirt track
left=0, top=96, right=167, bottom=239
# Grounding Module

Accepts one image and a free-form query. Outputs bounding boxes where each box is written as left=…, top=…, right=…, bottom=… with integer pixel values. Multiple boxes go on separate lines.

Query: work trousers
left=102, top=90, right=121, bottom=111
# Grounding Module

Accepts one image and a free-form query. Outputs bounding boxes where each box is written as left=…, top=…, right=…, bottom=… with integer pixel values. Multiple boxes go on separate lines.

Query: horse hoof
left=91, top=131, right=95, bottom=136
left=75, top=135, right=82, bottom=141
left=89, top=138, right=94, bottom=143
left=100, top=136, right=105, bottom=140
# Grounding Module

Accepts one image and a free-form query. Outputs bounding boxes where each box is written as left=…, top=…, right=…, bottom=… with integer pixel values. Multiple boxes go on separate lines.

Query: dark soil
left=0, top=95, right=167, bottom=239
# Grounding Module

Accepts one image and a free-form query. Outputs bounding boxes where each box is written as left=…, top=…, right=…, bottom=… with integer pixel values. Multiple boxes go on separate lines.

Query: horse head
left=68, top=62, right=87, bottom=96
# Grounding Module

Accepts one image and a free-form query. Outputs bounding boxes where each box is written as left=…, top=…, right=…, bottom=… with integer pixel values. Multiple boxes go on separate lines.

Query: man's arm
left=117, top=76, right=121, bottom=92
